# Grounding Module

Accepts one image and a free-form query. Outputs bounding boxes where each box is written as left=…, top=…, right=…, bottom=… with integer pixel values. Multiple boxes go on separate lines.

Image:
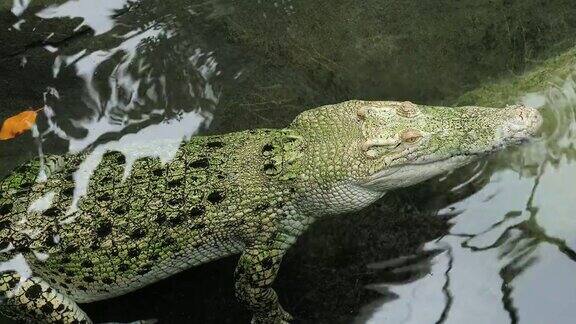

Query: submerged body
left=0, top=100, right=541, bottom=323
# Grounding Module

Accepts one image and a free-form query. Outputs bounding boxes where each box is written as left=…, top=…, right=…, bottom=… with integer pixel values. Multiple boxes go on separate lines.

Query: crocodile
left=0, top=100, right=542, bottom=323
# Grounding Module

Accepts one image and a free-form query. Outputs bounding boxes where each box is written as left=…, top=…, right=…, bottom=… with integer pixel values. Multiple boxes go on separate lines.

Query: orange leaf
left=0, top=108, right=42, bottom=140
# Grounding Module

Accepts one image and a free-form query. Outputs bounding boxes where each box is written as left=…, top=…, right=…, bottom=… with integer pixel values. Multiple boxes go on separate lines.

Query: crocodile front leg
left=234, top=245, right=292, bottom=324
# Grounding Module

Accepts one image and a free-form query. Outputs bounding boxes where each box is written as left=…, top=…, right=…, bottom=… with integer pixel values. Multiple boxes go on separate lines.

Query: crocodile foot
left=251, top=306, right=293, bottom=324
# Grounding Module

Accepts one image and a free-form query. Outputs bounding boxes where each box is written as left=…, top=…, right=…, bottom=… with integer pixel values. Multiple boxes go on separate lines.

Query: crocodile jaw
left=361, top=155, right=475, bottom=191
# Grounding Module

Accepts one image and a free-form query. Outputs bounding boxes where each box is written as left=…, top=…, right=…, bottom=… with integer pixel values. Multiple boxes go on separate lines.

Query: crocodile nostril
left=522, top=107, right=542, bottom=127
left=501, top=105, right=543, bottom=138
left=517, top=109, right=526, bottom=121
left=514, top=107, right=533, bottom=122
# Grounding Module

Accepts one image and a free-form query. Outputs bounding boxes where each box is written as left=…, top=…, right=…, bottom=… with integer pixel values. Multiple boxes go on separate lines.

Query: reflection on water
left=36, top=0, right=136, bottom=35
left=2, top=0, right=576, bottom=323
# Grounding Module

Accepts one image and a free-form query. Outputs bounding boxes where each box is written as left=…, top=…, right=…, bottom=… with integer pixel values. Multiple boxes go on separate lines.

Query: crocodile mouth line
left=409, top=153, right=480, bottom=166
left=408, top=136, right=532, bottom=167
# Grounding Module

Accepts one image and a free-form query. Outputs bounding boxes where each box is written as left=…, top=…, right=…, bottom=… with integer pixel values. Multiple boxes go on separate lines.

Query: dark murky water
left=2, top=0, right=576, bottom=323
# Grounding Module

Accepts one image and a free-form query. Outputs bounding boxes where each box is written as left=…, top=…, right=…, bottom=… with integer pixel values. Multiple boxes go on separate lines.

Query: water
left=1, top=0, right=576, bottom=323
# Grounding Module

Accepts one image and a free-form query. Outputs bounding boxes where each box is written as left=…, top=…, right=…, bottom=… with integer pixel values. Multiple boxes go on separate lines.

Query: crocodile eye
left=395, top=101, right=419, bottom=118
left=400, top=130, right=422, bottom=144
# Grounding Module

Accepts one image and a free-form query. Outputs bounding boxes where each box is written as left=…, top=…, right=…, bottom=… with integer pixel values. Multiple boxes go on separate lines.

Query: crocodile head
left=355, top=101, right=542, bottom=191
left=292, top=100, right=542, bottom=202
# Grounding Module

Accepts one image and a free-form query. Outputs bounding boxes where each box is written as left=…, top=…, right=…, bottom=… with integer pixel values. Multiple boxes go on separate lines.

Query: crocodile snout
left=498, top=105, right=543, bottom=142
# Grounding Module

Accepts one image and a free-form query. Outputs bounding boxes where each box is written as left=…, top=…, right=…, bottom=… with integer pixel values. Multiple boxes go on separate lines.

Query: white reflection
left=36, top=0, right=139, bottom=35
left=27, top=191, right=56, bottom=213
left=365, top=163, right=576, bottom=324
left=0, top=254, right=32, bottom=294
left=68, top=27, right=167, bottom=147
left=11, top=0, right=31, bottom=17
left=65, top=109, right=211, bottom=221
left=364, top=170, right=533, bottom=324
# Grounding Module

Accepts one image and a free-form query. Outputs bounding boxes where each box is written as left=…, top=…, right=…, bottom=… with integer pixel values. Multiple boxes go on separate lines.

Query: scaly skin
left=0, top=100, right=542, bottom=323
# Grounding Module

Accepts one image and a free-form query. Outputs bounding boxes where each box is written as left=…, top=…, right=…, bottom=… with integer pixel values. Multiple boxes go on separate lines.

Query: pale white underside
left=362, top=155, right=476, bottom=192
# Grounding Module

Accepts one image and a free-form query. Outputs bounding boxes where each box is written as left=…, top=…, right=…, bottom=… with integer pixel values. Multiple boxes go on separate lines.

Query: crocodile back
left=0, top=129, right=304, bottom=302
